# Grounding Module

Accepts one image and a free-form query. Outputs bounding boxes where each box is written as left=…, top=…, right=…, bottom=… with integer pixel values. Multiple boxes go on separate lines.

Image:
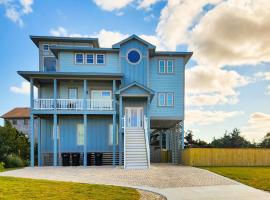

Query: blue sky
left=0, top=0, right=269, bottom=142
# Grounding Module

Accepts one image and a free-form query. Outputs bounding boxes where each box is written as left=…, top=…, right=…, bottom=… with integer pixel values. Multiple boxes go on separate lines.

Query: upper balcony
left=18, top=71, right=123, bottom=114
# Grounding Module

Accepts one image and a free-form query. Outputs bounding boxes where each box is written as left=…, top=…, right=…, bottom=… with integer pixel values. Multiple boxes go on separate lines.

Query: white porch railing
left=144, top=115, right=150, bottom=169
left=123, top=115, right=126, bottom=169
left=33, top=99, right=113, bottom=110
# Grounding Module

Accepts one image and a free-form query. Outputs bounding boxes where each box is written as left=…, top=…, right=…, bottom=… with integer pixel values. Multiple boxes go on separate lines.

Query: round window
left=127, top=49, right=141, bottom=64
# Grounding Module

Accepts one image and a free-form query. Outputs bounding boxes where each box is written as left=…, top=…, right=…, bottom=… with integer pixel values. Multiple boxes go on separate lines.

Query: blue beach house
left=18, top=35, right=192, bottom=169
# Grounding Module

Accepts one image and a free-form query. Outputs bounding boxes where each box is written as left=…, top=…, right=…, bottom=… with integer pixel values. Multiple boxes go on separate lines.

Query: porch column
left=30, top=78, right=34, bottom=167
left=112, top=80, right=116, bottom=166
left=53, top=79, right=57, bottom=110
left=119, top=96, right=123, bottom=166
left=30, top=114, right=34, bottom=167
left=83, top=114, right=87, bottom=167
left=159, top=130, right=163, bottom=149
left=38, top=117, right=42, bottom=166
left=83, top=80, right=87, bottom=110
left=147, top=96, right=151, bottom=142
left=53, top=114, right=58, bottom=166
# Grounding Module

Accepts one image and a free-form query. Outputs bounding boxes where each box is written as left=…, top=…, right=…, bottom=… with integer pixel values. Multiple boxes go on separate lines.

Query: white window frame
left=77, top=123, right=84, bottom=146
left=91, top=90, right=112, bottom=99
left=96, top=54, right=105, bottom=64
left=167, top=60, right=174, bottom=74
left=166, top=92, right=174, bottom=107
left=43, top=44, right=49, bottom=51
left=158, top=60, right=166, bottom=74
left=75, top=53, right=84, bottom=64
left=85, top=53, right=94, bottom=64
left=158, top=93, right=166, bottom=106
left=68, top=88, right=78, bottom=99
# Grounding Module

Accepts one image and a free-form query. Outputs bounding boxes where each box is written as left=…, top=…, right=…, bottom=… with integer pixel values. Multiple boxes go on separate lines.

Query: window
left=24, top=119, right=28, bottom=125
left=167, top=93, right=173, bottom=106
left=44, top=56, right=56, bottom=72
left=159, top=59, right=174, bottom=74
left=109, top=124, right=118, bottom=145
left=167, top=60, right=174, bottom=73
left=127, top=49, right=141, bottom=64
left=75, top=53, right=84, bottom=64
left=68, top=88, right=77, bottom=99
left=158, top=92, right=174, bottom=107
left=12, top=119, right=17, bottom=125
left=158, top=93, right=166, bottom=106
left=43, top=44, right=49, bottom=51
left=77, top=124, right=84, bottom=145
left=86, top=53, right=94, bottom=64
left=159, top=60, right=166, bottom=73
left=96, top=54, right=105, bottom=64
left=91, top=90, right=111, bottom=99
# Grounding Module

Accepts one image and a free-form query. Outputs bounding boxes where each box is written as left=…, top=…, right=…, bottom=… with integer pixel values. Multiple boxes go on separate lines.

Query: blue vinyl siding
left=41, top=116, right=116, bottom=153
left=149, top=56, right=185, bottom=118
left=59, top=52, right=120, bottom=73
left=120, top=39, right=148, bottom=86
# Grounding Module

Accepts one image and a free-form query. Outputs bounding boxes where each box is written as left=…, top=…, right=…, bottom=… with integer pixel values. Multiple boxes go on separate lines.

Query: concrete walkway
left=1, top=164, right=269, bottom=200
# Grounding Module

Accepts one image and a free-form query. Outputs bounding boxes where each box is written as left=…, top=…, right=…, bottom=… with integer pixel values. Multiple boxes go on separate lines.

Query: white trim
left=167, top=59, right=174, bottom=73
left=43, top=44, right=49, bottom=51
left=85, top=53, right=95, bottom=64
left=158, top=93, right=166, bottom=106
left=75, top=53, right=84, bottom=64
left=96, top=54, right=105, bottom=64
left=126, top=48, right=142, bottom=65
left=91, top=90, right=112, bottom=99
left=166, top=92, right=174, bottom=106
left=158, top=59, right=166, bottom=73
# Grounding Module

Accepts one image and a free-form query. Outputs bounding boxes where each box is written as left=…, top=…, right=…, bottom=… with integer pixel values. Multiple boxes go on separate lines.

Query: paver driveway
left=1, top=164, right=270, bottom=200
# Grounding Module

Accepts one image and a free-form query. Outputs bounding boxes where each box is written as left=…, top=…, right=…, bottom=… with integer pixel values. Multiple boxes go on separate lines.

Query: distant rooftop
left=30, top=35, right=99, bottom=48
left=1, top=107, right=30, bottom=119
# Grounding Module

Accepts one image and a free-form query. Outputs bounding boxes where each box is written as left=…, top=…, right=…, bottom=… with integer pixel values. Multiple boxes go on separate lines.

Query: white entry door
left=125, top=107, right=143, bottom=128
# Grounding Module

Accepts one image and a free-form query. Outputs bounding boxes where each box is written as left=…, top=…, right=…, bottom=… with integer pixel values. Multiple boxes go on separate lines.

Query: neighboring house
left=1, top=107, right=30, bottom=136
left=18, top=35, right=192, bottom=168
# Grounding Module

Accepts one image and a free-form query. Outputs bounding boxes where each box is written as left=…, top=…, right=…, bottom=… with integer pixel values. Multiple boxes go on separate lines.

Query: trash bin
left=95, top=152, right=103, bottom=166
left=87, top=153, right=92, bottom=166
left=61, top=153, right=70, bottom=166
left=71, top=153, right=80, bottom=166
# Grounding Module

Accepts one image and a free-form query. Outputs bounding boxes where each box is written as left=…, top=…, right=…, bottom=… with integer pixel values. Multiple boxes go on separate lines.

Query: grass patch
left=0, top=176, right=140, bottom=200
left=202, top=167, right=270, bottom=192
left=0, top=167, right=23, bottom=172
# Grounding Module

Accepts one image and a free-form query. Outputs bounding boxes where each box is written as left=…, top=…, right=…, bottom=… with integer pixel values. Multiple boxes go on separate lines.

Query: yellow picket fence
left=182, top=148, right=270, bottom=166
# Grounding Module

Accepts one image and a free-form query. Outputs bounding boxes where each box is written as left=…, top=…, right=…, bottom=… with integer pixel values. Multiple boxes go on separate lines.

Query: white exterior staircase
left=123, top=116, right=150, bottom=169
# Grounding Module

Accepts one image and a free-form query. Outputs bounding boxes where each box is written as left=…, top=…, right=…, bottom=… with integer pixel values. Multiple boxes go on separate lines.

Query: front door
left=125, top=107, right=143, bottom=128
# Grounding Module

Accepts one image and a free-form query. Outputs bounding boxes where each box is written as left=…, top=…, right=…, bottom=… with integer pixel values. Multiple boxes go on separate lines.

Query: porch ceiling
left=150, top=118, right=181, bottom=129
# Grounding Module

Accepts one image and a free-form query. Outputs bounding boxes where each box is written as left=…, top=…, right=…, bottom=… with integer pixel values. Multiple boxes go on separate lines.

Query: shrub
left=5, top=155, right=25, bottom=168
left=0, top=162, right=4, bottom=172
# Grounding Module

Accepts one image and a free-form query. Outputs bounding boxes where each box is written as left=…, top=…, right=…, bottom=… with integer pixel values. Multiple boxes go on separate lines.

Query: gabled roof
left=112, top=34, right=156, bottom=49
left=30, top=35, right=99, bottom=48
left=1, top=107, right=30, bottom=119
left=116, top=81, right=155, bottom=98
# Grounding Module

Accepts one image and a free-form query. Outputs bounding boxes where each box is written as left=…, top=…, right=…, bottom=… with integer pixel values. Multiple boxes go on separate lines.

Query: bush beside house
left=0, top=121, right=30, bottom=169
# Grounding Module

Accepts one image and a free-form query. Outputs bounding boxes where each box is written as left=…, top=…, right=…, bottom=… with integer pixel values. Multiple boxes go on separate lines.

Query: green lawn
left=0, top=176, right=139, bottom=200
left=202, top=167, right=270, bottom=192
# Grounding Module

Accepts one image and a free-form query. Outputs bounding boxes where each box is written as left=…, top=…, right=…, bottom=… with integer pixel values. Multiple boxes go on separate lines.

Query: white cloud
left=185, top=109, right=243, bottom=126
left=49, top=27, right=165, bottom=50
left=256, top=72, right=270, bottom=81
left=10, top=81, right=37, bottom=95
left=0, top=0, right=33, bottom=26
left=186, top=65, right=250, bottom=106
left=143, top=13, right=155, bottom=22
left=93, top=0, right=134, bottom=11
left=138, top=0, right=161, bottom=10
left=242, top=112, right=270, bottom=142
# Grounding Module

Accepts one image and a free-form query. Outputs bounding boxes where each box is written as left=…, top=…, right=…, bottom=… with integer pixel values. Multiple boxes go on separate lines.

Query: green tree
left=260, top=132, right=270, bottom=147
left=210, top=128, right=253, bottom=148
left=184, top=130, right=208, bottom=148
left=0, top=121, right=30, bottom=164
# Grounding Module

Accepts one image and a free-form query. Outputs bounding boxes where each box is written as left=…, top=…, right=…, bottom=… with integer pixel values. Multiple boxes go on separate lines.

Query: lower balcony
left=33, top=99, right=114, bottom=111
